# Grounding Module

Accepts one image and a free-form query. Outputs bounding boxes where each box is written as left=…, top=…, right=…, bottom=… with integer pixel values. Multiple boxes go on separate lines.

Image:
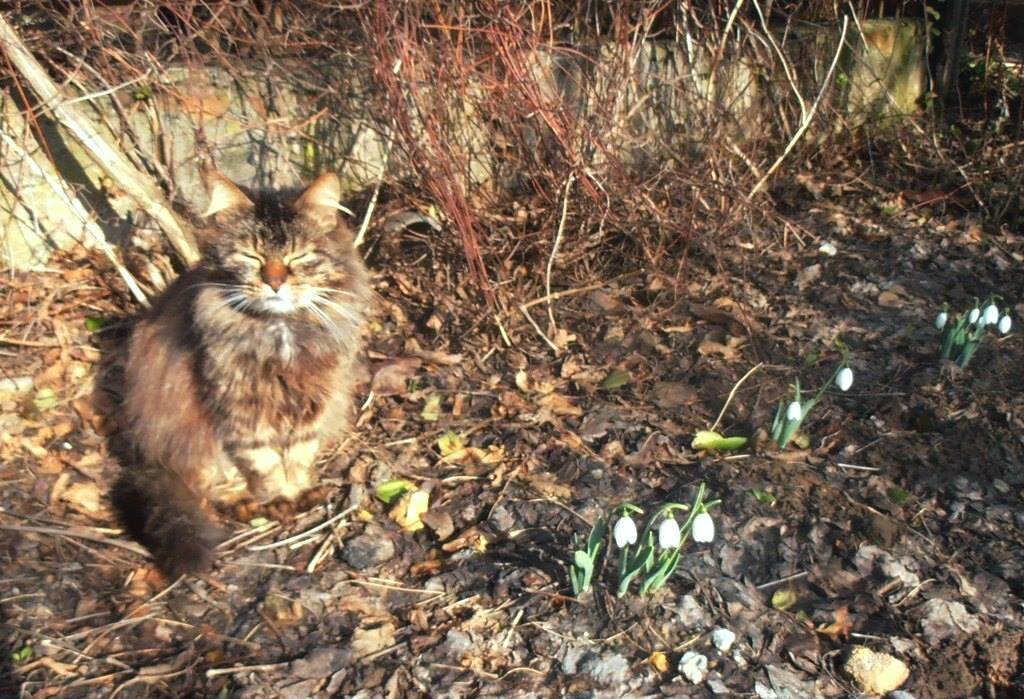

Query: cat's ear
left=202, top=171, right=253, bottom=218
left=293, top=173, right=343, bottom=231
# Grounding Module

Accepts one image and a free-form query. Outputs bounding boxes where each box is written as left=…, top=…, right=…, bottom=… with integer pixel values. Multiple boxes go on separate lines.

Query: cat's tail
left=112, top=463, right=222, bottom=577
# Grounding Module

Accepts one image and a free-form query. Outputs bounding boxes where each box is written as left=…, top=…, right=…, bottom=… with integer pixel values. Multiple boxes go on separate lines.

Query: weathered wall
left=0, top=19, right=926, bottom=270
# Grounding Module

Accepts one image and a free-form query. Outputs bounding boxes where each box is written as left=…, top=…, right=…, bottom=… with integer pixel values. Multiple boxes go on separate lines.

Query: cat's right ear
left=202, top=170, right=254, bottom=218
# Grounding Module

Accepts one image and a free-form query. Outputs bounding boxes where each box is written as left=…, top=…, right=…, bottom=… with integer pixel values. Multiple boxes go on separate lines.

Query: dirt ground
left=2, top=176, right=1023, bottom=698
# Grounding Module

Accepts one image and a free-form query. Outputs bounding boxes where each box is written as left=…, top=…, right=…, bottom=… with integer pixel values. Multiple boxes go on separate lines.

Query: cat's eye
left=286, top=252, right=319, bottom=268
left=228, top=253, right=263, bottom=267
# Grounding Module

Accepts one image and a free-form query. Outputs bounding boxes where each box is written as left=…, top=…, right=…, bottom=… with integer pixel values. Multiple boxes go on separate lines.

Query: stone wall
left=0, top=19, right=926, bottom=270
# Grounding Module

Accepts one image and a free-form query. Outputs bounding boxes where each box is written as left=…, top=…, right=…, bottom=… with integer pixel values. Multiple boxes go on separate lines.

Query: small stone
left=441, top=629, right=473, bottom=658
left=754, top=682, right=778, bottom=699
left=342, top=527, right=395, bottom=569
left=888, top=691, right=917, bottom=699
left=711, top=627, right=737, bottom=653
left=582, top=652, right=630, bottom=686
left=561, top=645, right=588, bottom=674
left=678, top=651, right=708, bottom=684
left=676, top=595, right=710, bottom=628
left=843, top=645, right=910, bottom=694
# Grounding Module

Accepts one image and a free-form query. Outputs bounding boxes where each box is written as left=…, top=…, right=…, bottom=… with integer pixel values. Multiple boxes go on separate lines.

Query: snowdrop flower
left=786, top=401, right=802, bottom=422
left=934, top=311, right=948, bottom=330
left=983, top=303, right=999, bottom=326
left=692, top=512, right=715, bottom=543
left=835, top=367, right=854, bottom=392
left=999, top=314, right=1012, bottom=334
left=968, top=307, right=980, bottom=324
left=613, top=515, right=638, bottom=547
left=658, top=517, right=681, bottom=550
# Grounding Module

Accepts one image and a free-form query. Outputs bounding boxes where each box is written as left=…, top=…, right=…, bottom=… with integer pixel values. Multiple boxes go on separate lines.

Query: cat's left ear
left=294, top=173, right=343, bottom=232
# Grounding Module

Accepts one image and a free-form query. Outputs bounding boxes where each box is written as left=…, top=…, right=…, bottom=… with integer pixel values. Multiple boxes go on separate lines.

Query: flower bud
left=836, top=367, right=854, bottom=392
left=786, top=401, right=802, bottom=422
left=999, top=314, right=1012, bottom=335
left=692, top=512, right=715, bottom=543
left=658, top=517, right=681, bottom=549
left=983, top=303, right=999, bottom=326
left=613, top=515, right=638, bottom=547
left=968, top=307, right=980, bottom=324
left=934, top=311, right=948, bottom=330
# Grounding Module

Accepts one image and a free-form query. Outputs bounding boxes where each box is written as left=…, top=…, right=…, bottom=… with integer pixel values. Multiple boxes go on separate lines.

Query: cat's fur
left=115, top=172, right=370, bottom=576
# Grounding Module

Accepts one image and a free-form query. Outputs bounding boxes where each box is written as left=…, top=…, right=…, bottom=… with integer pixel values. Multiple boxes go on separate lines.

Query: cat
left=114, top=171, right=371, bottom=577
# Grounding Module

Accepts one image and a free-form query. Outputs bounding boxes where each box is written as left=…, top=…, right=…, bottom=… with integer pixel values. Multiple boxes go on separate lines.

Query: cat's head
left=198, top=171, right=365, bottom=319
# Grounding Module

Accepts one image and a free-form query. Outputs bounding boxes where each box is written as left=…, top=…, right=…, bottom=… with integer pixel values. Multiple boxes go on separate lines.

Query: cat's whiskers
left=306, top=302, right=343, bottom=340
left=308, top=294, right=361, bottom=326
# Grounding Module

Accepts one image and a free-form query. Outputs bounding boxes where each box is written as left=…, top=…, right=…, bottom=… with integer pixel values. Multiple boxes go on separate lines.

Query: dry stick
left=0, top=523, right=150, bottom=558
left=354, top=124, right=395, bottom=249
left=544, top=173, right=575, bottom=336
left=0, top=129, right=149, bottom=306
left=747, top=16, right=850, bottom=199
left=709, top=362, right=763, bottom=433
left=0, top=14, right=200, bottom=265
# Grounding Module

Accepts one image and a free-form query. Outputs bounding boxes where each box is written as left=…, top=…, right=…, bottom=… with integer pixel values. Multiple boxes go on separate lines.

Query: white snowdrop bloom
left=692, top=512, right=715, bottom=543
left=999, top=314, right=1012, bottom=334
left=934, top=311, right=948, bottom=330
left=658, top=517, right=681, bottom=550
left=836, top=367, right=854, bottom=392
left=786, top=401, right=802, bottom=422
left=968, top=307, right=980, bottom=324
left=983, top=303, right=999, bottom=326
left=613, top=515, right=638, bottom=548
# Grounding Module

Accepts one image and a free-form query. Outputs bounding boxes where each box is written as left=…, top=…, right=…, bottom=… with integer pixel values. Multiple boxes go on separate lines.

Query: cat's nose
left=261, top=259, right=288, bottom=291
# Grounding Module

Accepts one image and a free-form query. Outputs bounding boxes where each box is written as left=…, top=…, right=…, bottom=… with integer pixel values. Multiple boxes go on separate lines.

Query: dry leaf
left=649, top=651, right=670, bottom=673
left=60, top=481, right=105, bottom=516
left=817, top=606, right=852, bottom=641
left=390, top=488, right=430, bottom=532
left=370, top=358, right=421, bottom=396
left=537, top=392, right=583, bottom=416
left=351, top=623, right=396, bottom=660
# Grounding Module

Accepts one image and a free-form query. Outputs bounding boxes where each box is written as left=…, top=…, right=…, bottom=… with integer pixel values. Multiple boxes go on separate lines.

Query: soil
left=2, top=183, right=1024, bottom=698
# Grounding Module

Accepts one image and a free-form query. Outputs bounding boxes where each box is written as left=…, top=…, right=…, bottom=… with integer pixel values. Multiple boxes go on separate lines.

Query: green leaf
left=436, top=430, right=463, bottom=456
left=586, top=516, right=608, bottom=555
left=573, top=549, right=592, bottom=569
left=600, top=369, right=631, bottom=390
left=420, top=394, right=442, bottom=421
left=84, top=316, right=109, bottom=332
left=749, top=487, right=776, bottom=505
left=376, top=479, right=416, bottom=505
left=11, top=645, right=31, bottom=663
left=771, top=588, right=798, bottom=611
left=692, top=430, right=748, bottom=451
left=32, top=388, right=58, bottom=412
left=886, top=486, right=910, bottom=504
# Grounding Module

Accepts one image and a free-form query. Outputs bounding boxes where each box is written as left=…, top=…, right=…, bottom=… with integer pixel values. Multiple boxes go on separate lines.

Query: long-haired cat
left=115, top=171, right=370, bottom=576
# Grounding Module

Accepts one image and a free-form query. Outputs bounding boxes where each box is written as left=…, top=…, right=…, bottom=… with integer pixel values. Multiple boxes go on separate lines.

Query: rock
left=581, top=652, right=630, bottom=686
left=888, top=691, right=917, bottom=699
left=675, top=594, right=710, bottom=628
left=843, top=645, right=910, bottom=694
left=754, top=682, right=779, bottom=699
left=678, top=651, right=708, bottom=684
left=441, top=629, right=473, bottom=659
left=561, top=645, right=588, bottom=675
left=342, top=526, right=395, bottom=569
left=918, top=598, right=982, bottom=645
left=711, top=627, right=737, bottom=652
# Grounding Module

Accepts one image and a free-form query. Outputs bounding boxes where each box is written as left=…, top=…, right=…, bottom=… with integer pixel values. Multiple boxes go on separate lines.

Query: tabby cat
left=115, top=171, right=370, bottom=576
